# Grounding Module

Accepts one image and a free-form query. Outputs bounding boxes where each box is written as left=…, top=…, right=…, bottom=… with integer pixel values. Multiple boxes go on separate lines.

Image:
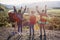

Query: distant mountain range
left=0, top=1, right=60, bottom=9
left=26, top=1, right=60, bottom=9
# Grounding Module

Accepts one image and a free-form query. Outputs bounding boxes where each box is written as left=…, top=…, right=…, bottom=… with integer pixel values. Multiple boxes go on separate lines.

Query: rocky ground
left=0, top=27, right=60, bottom=40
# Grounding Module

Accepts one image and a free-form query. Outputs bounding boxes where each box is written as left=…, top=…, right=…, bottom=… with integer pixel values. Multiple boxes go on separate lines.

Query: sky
left=0, top=0, right=60, bottom=6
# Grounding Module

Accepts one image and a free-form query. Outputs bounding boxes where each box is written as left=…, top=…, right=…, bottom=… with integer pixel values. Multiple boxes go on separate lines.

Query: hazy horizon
left=0, top=0, right=60, bottom=6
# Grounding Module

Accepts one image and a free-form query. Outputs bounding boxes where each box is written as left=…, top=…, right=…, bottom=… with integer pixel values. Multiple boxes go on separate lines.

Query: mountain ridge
left=0, top=1, right=60, bottom=9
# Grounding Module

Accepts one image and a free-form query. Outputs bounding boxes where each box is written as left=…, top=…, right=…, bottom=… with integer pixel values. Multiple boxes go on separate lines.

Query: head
left=42, top=10, right=45, bottom=13
left=31, top=11, right=35, bottom=15
left=36, top=6, right=39, bottom=10
left=18, top=9, right=21, bottom=14
left=45, top=5, right=47, bottom=8
left=8, top=10, right=15, bottom=22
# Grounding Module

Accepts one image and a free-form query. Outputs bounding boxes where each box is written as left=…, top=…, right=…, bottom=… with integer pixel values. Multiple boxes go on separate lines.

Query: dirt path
left=0, top=27, right=60, bottom=40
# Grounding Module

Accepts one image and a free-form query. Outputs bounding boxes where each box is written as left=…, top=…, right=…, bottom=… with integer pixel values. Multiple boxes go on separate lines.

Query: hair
left=18, top=9, right=21, bottom=13
left=31, top=11, right=35, bottom=14
left=42, top=10, right=45, bottom=12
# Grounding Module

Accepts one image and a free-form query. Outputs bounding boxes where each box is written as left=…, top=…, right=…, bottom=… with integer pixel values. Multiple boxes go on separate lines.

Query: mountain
left=0, top=1, right=60, bottom=9
left=26, top=1, right=60, bottom=9
left=0, top=3, right=13, bottom=9
left=4, top=5, right=13, bottom=9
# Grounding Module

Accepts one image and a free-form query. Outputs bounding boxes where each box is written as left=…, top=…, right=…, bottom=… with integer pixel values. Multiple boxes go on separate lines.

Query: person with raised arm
left=29, top=11, right=36, bottom=40
left=8, top=7, right=19, bottom=40
left=8, top=6, right=18, bottom=34
left=17, top=6, right=27, bottom=34
left=36, top=5, right=48, bottom=40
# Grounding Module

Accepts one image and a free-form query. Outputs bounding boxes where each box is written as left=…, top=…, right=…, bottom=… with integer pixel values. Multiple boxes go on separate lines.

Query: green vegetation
left=47, top=9, right=60, bottom=30
left=0, top=5, right=10, bottom=27
left=48, top=9, right=60, bottom=13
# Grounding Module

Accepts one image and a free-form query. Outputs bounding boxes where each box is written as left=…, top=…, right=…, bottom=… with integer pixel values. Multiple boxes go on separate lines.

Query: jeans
left=17, top=23, right=22, bottom=33
left=30, top=24, right=34, bottom=36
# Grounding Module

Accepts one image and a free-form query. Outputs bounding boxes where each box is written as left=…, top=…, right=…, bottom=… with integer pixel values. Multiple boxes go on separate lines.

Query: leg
left=29, top=24, right=32, bottom=40
left=18, top=24, right=22, bottom=33
left=20, top=24, right=22, bottom=33
left=31, top=24, right=34, bottom=40
left=12, top=23, right=16, bottom=35
left=30, top=25, right=31, bottom=36
left=32, top=25, right=34, bottom=36
left=18, top=24, right=20, bottom=32
left=43, top=25, right=46, bottom=40
left=40, top=25, right=42, bottom=40
left=14, top=22, right=18, bottom=34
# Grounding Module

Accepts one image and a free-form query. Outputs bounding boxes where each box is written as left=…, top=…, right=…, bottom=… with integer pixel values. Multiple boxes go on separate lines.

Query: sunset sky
left=0, top=0, right=60, bottom=5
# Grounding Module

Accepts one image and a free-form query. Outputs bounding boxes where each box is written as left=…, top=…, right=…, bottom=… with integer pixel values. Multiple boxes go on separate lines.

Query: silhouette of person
left=29, top=11, right=36, bottom=40
left=36, top=5, right=47, bottom=40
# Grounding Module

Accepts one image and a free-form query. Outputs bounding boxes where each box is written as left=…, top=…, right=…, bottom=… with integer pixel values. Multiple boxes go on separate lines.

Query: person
left=40, top=10, right=47, bottom=40
left=17, top=6, right=26, bottom=34
left=29, top=11, right=36, bottom=40
left=36, top=6, right=48, bottom=40
left=8, top=6, right=18, bottom=35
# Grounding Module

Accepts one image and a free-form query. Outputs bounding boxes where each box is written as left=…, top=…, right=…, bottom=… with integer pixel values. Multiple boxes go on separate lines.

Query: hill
left=0, top=1, right=60, bottom=9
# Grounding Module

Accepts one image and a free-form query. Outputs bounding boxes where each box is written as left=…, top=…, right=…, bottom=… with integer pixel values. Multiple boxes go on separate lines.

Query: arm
left=22, top=6, right=26, bottom=14
left=13, top=6, right=17, bottom=13
left=36, top=9, right=40, bottom=14
left=36, top=6, right=40, bottom=15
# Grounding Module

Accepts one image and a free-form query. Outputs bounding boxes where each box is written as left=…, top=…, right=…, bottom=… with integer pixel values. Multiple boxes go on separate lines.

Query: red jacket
left=13, top=13, right=20, bottom=22
left=8, top=12, right=15, bottom=22
left=30, top=15, right=36, bottom=25
left=40, top=13, right=47, bottom=23
left=8, top=12, right=21, bottom=23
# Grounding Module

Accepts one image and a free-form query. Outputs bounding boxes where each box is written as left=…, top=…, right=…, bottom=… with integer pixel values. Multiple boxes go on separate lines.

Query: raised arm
left=22, top=6, right=26, bottom=14
left=36, top=6, right=40, bottom=14
left=45, top=5, right=48, bottom=17
left=13, top=6, right=17, bottom=13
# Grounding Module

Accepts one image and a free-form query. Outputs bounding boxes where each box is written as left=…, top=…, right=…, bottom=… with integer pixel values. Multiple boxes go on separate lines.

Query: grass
left=47, top=9, right=60, bottom=14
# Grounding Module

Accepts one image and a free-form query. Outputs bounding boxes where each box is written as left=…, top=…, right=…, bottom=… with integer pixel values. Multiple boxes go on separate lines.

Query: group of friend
left=8, top=5, right=48, bottom=40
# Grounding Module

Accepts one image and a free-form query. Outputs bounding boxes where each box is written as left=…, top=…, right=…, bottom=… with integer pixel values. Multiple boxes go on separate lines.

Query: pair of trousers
left=17, top=23, right=22, bottom=33
left=40, top=25, right=46, bottom=40
left=30, top=24, right=34, bottom=36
